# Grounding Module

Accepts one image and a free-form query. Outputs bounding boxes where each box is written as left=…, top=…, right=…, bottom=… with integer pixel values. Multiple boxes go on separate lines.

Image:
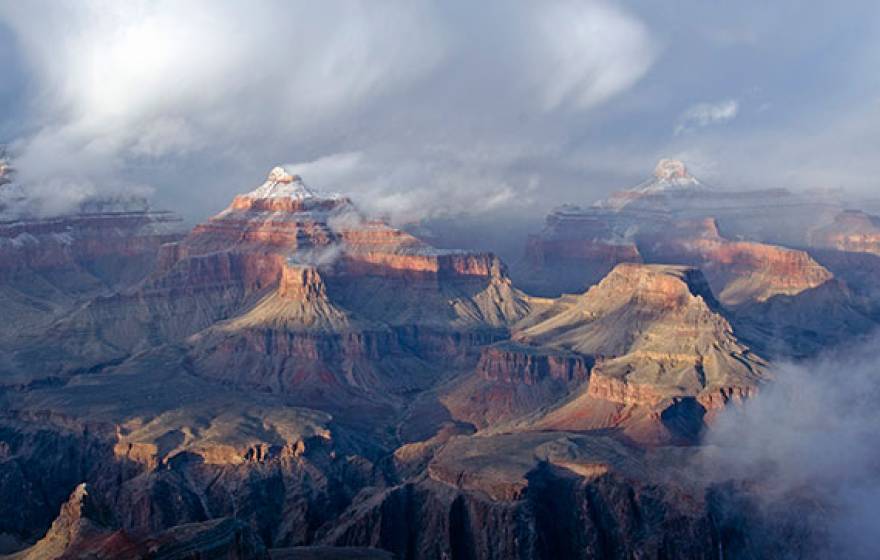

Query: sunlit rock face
left=11, top=167, right=529, bottom=411
left=642, top=217, right=833, bottom=306
left=442, top=263, right=767, bottom=445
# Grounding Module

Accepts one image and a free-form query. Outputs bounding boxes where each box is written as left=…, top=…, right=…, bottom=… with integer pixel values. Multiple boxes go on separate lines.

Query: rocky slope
left=0, top=200, right=181, bottom=336
left=443, top=264, right=767, bottom=445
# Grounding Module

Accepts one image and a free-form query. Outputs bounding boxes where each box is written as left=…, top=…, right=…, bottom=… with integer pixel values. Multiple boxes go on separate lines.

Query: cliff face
left=476, top=343, right=591, bottom=385
left=441, top=342, right=593, bottom=429
left=520, top=206, right=643, bottom=296
left=0, top=364, right=384, bottom=553
left=642, top=218, right=833, bottom=306
left=319, top=432, right=763, bottom=560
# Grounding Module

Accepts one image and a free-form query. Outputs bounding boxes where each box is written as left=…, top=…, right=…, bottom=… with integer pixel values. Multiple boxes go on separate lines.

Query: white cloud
left=0, top=0, right=657, bottom=217
left=282, top=148, right=536, bottom=224
left=675, top=99, right=739, bottom=135
left=284, top=152, right=365, bottom=190
left=531, top=1, right=657, bottom=111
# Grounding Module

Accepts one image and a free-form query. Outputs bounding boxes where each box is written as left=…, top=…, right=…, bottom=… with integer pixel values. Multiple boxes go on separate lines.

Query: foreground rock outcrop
left=6, top=483, right=269, bottom=560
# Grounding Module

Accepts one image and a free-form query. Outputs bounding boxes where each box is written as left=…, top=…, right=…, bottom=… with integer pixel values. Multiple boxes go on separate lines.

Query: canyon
left=0, top=161, right=877, bottom=558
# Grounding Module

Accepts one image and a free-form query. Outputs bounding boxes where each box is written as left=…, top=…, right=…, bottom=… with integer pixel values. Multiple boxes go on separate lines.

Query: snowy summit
left=632, top=159, right=703, bottom=193
left=248, top=167, right=317, bottom=200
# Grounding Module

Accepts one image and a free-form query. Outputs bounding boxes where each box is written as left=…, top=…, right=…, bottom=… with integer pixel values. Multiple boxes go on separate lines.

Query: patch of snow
left=246, top=166, right=344, bottom=201
left=631, top=159, right=704, bottom=194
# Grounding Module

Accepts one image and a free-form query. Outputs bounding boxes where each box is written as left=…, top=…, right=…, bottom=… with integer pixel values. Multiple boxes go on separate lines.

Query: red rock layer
left=340, top=250, right=504, bottom=279
left=476, top=345, right=591, bottom=385
left=645, top=218, right=832, bottom=304
left=148, top=251, right=287, bottom=295
left=186, top=212, right=337, bottom=252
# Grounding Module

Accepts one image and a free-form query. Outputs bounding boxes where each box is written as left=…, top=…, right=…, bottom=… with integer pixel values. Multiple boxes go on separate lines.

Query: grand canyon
left=2, top=3, right=880, bottom=558
left=1, top=155, right=879, bottom=559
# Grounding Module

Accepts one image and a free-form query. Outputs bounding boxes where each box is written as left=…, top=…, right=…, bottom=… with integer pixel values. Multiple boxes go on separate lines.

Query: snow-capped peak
left=653, top=159, right=691, bottom=182
left=631, top=159, right=702, bottom=193
left=243, top=166, right=346, bottom=204
left=248, top=167, right=316, bottom=199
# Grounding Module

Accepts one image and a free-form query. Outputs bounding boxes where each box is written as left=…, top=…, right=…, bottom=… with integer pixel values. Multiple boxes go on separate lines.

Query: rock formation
left=442, top=264, right=767, bottom=445
left=808, top=209, right=880, bottom=255
left=13, top=167, right=528, bottom=387
left=523, top=204, right=643, bottom=296
left=7, top=483, right=270, bottom=559
left=642, top=218, right=833, bottom=306
left=522, top=159, right=844, bottom=297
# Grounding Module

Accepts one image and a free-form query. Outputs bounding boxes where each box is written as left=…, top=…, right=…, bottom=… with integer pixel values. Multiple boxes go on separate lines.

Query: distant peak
left=267, top=166, right=299, bottom=184
left=653, top=159, right=691, bottom=181
left=248, top=166, right=316, bottom=200
left=626, top=158, right=702, bottom=195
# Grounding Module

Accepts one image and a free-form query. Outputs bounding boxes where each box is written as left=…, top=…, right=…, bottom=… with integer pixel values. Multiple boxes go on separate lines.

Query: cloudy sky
left=1, top=1, right=879, bottom=222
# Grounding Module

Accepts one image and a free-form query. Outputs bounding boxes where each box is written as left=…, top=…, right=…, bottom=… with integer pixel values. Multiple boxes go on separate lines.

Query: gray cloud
left=0, top=0, right=656, bottom=219
left=1, top=1, right=880, bottom=223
